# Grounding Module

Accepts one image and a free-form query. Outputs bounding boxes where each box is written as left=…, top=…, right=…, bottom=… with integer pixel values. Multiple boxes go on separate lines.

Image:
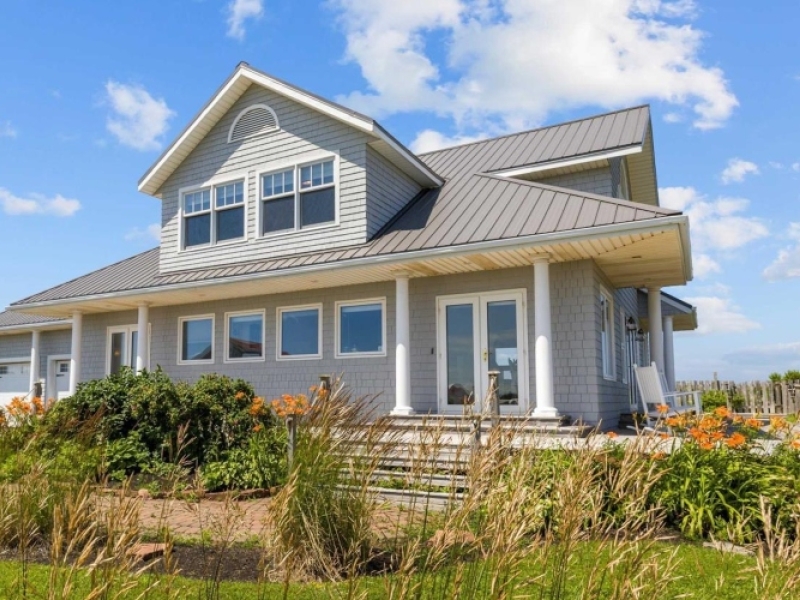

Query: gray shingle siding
left=74, top=263, right=615, bottom=424
left=157, top=85, right=374, bottom=273
left=365, top=146, right=422, bottom=238
left=535, top=167, right=614, bottom=198
left=0, top=334, right=30, bottom=360
left=39, top=330, right=72, bottom=377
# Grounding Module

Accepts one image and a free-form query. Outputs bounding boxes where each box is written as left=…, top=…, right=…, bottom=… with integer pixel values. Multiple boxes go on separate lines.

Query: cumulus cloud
left=226, top=0, right=264, bottom=40
left=0, top=121, right=16, bottom=138
left=685, top=296, right=760, bottom=335
left=104, top=81, right=175, bottom=151
left=332, top=0, right=738, bottom=142
left=720, top=157, right=759, bottom=184
left=0, top=187, right=81, bottom=217
left=763, top=222, right=800, bottom=281
left=659, top=186, right=768, bottom=278
left=124, top=223, right=161, bottom=243
left=792, top=162, right=800, bottom=172
left=411, top=129, right=489, bottom=153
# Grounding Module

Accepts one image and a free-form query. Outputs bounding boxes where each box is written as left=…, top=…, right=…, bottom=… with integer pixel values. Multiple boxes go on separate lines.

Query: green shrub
left=201, top=426, right=287, bottom=491
left=769, top=372, right=783, bottom=383
left=784, top=369, right=800, bottom=382
left=701, top=389, right=728, bottom=411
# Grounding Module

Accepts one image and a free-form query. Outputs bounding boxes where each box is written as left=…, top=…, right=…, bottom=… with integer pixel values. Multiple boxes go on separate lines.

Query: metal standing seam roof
left=11, top=173, right=680, bottom=307
left=418, top=106, right=650, bottom=179
left=0, top=311, right=69, bottom=329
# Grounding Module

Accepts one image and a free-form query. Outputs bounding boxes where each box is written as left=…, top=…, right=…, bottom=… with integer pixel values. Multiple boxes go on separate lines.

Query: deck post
left=136, top=303, right=150, bottom=373
left=391, top=273, right=414, bottom=415
left=68, top=311, right=82, bottom=395
left=532, top=258, right=558, bottom=417
left=663, top=315, right=675, bottom=391
left=647, top=287, right=664, bottom=374
left=29, top=329, right=40, bottom=392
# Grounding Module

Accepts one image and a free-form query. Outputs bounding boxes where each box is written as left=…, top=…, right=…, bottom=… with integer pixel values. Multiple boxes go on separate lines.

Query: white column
left=533, top=258, right=558, bottom=417
left=69, top=311, right=83, bottom=395
left=663, top=315, right=675, bottom=392
left=29, top=330, right=41, bottom=392
left=647, top=287, right=664, bottom=374
left=136, top=303, right=150, bottom=373
left=391, top=274, right=414, bottom=416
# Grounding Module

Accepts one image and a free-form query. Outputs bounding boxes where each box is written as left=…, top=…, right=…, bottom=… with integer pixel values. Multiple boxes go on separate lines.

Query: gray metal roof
left=0, top=311, right=68, bottom=329
left=11, top=175, right=679, bottom=307
left=418, top=106, right=650, bottom=179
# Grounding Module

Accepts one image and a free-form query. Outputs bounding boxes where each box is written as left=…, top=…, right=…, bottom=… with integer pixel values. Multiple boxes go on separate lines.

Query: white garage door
left=0, top=362, right=30, bottom=407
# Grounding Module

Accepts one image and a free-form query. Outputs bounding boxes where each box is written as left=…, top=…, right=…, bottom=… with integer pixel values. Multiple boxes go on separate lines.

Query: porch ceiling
left=15, top=224, right=688, bottom=318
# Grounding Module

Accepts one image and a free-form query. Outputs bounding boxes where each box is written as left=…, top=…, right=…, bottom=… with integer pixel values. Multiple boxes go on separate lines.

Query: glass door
left=438, top=291, right=528, bottom=414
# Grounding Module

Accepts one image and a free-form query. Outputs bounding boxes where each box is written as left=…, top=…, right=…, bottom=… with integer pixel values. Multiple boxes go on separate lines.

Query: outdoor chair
left=633, top=362, right=701, bottom=426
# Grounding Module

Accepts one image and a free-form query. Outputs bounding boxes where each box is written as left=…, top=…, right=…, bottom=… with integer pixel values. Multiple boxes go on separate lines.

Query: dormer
left=139, top=63, right=442, bottom=274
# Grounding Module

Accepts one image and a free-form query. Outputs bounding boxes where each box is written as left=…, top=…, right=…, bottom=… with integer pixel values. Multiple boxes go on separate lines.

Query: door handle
left=482, top=349, right=488, bottom=362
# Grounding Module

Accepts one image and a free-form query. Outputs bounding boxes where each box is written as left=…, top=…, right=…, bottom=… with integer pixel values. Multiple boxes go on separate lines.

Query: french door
left=437, top=290, right=528, bottom=414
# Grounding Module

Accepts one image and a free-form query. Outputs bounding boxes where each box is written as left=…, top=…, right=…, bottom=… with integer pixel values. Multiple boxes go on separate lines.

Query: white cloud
left=720, top=157, right=759, bottom=184
left=124, top=223, right=161, bottom=243
left=768, top=161, right=784, bottom=170
left=723, top=342, right=800, bottom=370
left=763, top=222, right=800, bottom=281
left=792, top=162, right=800, bottom=172
left=226, top=0, right=264, bottom=40
left=659, top=186, right=768, bottom=278
left=104, top=81, right=175, bottom=151
left=663, top=112, right=683, bottom=124
left=0, top=187, right=81, bottom=217
left=332, top=0, right=738, bottom=138
left=0, top=121, right=17, bottom=138
left=410, top=129, right=489, bottom=153
left=685, top=296, right=760, bottom=335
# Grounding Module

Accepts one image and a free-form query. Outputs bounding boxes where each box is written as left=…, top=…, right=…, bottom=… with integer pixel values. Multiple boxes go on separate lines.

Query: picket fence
left=675, top=379, right=800, bottom=415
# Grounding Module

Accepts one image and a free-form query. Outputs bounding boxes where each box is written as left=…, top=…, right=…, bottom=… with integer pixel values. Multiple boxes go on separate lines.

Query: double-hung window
left=261, top=158, right=336, bottom=235
left=183, top=180, right=245, bottom=248
left=600, top=289, right=615, bottom=379
left=179, top=315, right=215, bottom=364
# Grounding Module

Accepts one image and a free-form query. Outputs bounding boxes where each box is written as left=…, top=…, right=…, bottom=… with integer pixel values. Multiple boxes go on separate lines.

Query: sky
left=0, top=0, right=798, bottom=381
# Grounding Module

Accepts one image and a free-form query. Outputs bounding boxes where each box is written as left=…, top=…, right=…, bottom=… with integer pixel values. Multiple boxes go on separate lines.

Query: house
left=1, top=62, right=697, bottom=427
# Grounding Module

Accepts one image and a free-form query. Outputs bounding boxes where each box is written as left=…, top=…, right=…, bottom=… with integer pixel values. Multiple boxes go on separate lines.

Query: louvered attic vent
left=228, top=104, right=279, bottom=143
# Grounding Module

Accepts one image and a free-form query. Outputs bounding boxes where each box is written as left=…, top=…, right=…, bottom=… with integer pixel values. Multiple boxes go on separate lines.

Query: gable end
left=228, top=104, right=279, bottom=143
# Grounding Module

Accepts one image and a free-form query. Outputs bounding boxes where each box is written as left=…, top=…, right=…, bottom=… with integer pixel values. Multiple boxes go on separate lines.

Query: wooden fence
left=675, top=379, right=800, bottom=415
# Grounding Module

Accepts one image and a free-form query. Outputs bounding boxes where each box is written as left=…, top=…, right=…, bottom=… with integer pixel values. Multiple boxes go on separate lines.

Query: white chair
left=634, top=362, right=701, bottom=426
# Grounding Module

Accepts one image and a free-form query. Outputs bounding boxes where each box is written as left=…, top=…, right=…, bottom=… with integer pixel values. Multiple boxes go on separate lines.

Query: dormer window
left=182, top=179, right=245, bottom=248
left=261, top=158, right=336, bottom=235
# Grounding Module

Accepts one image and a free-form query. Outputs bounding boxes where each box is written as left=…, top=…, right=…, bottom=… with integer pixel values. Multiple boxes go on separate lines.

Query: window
left=600, top=289, right=615, bottom=379
left=59, top=362, right=70, bottom=374
left=179, top=315, right=214, bottom=364
left=0, top=366, right=7, bottom=375
left=182, top=179, right=245, bottom=248
left=278, top=304, right=322, bottom=360
left=225, top=311, right=264, bottom=362
left=261, top=158, right=336, bottom=235
left=106, top=325, right=140, bottom=375
left=336, top=299, right=385, bottom=358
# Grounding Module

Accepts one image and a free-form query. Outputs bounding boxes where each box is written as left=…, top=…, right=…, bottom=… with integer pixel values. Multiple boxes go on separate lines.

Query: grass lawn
left=0, top=542, right=779, bottom=599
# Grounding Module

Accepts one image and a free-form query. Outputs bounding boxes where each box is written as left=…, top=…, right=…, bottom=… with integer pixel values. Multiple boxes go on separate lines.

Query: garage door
left=0, top=362, right=30, bottom=408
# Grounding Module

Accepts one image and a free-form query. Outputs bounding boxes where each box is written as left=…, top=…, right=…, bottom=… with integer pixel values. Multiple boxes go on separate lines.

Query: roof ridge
left=9, top=247, right=159, bottom=306
left=475, top=173, right=679, bottom=216
left=416, top=105, right=651, bottom=158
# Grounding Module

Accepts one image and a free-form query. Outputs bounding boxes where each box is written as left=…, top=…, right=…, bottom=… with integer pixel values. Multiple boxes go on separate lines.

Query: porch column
left=29, top=330, right=40, bottom=392
left=68, top=311, right=82, bottom=395
left=663, top=315, right=675, bottom=391
left=136, top=303, right=150, bottom=373
left=533, top=258, right=558, bottom=417
left=391, top=273, right=414, bottom=415
left=647, top=287, right=664, bottom=374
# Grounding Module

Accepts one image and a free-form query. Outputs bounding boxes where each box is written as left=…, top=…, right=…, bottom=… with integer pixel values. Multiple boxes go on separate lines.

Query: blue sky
left=0, top=0, right=798, bottom=380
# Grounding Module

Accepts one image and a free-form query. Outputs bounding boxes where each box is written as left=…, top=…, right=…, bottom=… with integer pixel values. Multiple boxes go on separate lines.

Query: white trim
left=0, top=319, right=72, bottom=335
left=46, top=353, right=72, bottom=401
left=620, top=307, right=630, bottom=385
left=178, top=172, right=250, bottom=252
left=227, top=103, right=279, bottom=143
left=276, top=303, right=323, bottom=361
left=138, top=65, right=442, bottom=195
left=335, top=298, right=386, bottom=359
left=0, top=356, right=31, bottom=364
left=223, top=309, right=266, bottom=364
left=493, top=145, right=642, bottom=179
left=257, top=152, right=340, bottom=237
left=105, top=324, right=141, bottom=375
left=599, top=286, right=615, bottom=381
left=10, top=217, right=692, bottom=313
left=177, top=314, right=216, bottom=365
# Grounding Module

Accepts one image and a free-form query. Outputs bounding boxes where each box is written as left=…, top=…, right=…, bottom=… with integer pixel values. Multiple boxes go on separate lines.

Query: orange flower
left=714, top=406, right=730, bottom=419
left=656, top=404, right=670, bottom=415
left=665, top=417, right=680, bottom=428
left=771, top=417, right=789, bottom=432
left=725, top=432, right=747, bottom=449
left=253, top=423, right=263, bottom=433
left=732, top=415, right=744, bottom=425
left=790, top=438, right=800, bottom=450
left=700, top=441, right=714, bottom=450
left=652, top=452, right=666, bottom=461
left=235, top=390, right=246, bottom=401
left=658, top=432, right=670, bottom=440
left=745, top=418, right=762, bottom=429
left=607, top=431, right=619, bottom=439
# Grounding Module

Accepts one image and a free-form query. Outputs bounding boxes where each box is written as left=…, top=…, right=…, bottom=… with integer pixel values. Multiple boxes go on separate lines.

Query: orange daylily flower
left=656, top=404, right=670, bottom=415
left=714, top=406, right=730, bottom=418
left=607, top=431, right=619, bottom=439
left=745, top=418, right=762, bottom=429
left=725, top=432, right=747, bottom=449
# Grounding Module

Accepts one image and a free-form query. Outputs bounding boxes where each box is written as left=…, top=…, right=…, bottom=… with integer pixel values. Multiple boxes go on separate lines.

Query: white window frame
left=258, top=152, right=340, bottom=237
left=600, top=288, right=615, bottom=380
left=276, top=303, right=323, bottom=361
left=335, top=298, right=386, bottom=359
left=177, top=314, right=216, bottom=365
left=620, top=307, right=629, bottom=384
left=178, top=172, right=249, bottom=251
left=224, top=310, right=266, bottom=364
left=105, top=325, right=147, bottom=375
